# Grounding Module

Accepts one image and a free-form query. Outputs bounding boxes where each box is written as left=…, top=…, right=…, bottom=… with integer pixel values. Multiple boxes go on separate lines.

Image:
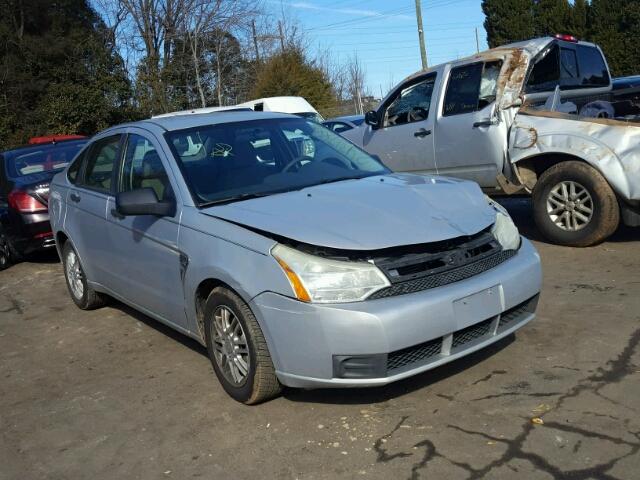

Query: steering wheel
left=408, top=106, right=429, bottom=122
left=282, top=155, right=314, bottom=173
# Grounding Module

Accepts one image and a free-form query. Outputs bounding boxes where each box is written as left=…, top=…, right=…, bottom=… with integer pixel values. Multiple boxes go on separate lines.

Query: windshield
left=166, top=118, right=389, bottom=206
left=295, top=111, right=324, bottom=123
left=4, top=142, right=86, bottom=179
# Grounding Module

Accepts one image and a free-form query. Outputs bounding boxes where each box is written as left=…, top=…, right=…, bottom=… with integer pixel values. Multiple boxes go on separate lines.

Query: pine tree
left=589, top=0, right=640, bottom=76
left=533, top=0, right=572, bottom=37
left=570, top=0, right=588, bottom=38
left=251, top=49, right=337, bottom=116
left=482, top=0, right=535, bottom=48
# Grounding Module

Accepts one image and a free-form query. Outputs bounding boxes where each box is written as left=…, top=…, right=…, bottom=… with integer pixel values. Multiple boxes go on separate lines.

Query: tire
left=62, top=241, right=107, bottom=310
left=204, top=287, right=281, bottom=404
left=532, top=161, right=619, bottom=247
left=0, top=231, right=11, bottom=271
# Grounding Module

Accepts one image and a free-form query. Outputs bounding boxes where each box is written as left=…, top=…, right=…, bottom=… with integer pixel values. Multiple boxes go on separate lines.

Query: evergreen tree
left=482, top=0, right=535, bottom=48
left=589, top=0, right=640, bottom=76
left=251, top=49, right=337, bottom=116
left=533, top=0, right=572, bottom=37
left=0, top=0, right=135, bottom=149
left=570, top=0, right=588, bottom=38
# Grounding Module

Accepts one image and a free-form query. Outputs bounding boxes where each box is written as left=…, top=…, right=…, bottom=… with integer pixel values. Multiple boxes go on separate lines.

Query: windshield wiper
left=199, top=192, right=272, bottom=207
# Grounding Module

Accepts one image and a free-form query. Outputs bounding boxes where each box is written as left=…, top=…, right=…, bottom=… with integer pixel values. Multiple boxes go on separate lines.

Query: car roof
left=104, top=110, right=298, bottom=135
left=326, top=115, right=364, bottom=123
left=1, top=138, right=88, bottom=156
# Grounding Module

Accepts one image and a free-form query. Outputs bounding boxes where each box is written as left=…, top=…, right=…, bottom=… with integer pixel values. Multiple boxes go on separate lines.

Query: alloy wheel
left=211, top=306, right=250, bottom=386
left=65, top=249, right=84, bottom=299
left=546, top=180, right=594, bottom=231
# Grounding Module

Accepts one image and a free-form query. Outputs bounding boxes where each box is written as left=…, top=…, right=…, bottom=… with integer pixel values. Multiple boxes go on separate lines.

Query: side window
left=80, top=135, right=121, bottom=192
left=67, top=149, right=87, bottom=184
left=444, top=61, right=502, bottom=116
left=384, top=74, right=436, bottom=127
left=577, top=45, right=609, bottom=87
left=560, top=48, right=579, bottom=82
left=526, top=44, right=560, bottom=93
left=121, top=134, right=173, bottom=201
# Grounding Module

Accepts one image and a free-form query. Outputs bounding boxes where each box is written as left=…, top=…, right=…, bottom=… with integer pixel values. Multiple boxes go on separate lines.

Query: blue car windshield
left=165, top=117, right=389, bottom=206
left=4, top=142, right=85, bottom=179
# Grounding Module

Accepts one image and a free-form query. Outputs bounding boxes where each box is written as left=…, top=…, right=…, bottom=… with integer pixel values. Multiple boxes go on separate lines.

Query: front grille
left=369, top=250, right=516, bottom=300
left=387, top=338, right=442, bottom=372
left=452, top=318, right=494, bottom=349
left=498, top=295, right=538, bottom=330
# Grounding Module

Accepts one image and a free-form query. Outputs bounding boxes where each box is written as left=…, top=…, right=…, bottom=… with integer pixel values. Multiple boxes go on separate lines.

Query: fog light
left=332, top=354, right=387, bottom=379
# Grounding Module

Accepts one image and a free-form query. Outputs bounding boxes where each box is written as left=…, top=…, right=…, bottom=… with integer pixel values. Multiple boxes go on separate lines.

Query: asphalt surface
left=1, top=197, right=639, bottom=480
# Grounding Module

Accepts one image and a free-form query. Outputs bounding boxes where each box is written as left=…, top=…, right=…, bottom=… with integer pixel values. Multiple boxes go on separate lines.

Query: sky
left=268, top=0, right=489, bottom=96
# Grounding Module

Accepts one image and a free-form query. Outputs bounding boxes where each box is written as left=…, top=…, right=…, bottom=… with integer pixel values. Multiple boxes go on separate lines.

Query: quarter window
left=81, top=135, right=121, bottom=192
left=526, top=44, right=560, bottom=93
left=576, top=45, right=609, bottom=87
left=121, top=134, right=173, bottom=201
left=384, top=74, right=436, bottom=127
left=443, top=61, right=502, bottom=116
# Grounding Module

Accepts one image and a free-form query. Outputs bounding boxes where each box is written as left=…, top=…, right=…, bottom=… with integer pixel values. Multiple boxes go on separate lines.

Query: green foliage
left=252, top=49, right=337, bottom=115
left=482, top=0, right=535, bottom=48
left=482, top=0, right=640, bottom=78
left=0, top=0, right=136, bottom=149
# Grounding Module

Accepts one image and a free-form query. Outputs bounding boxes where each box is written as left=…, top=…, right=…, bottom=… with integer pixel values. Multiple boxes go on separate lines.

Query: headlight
left=486, top=196, right=521, bottom=251
left=271, top=244, right=390, bottom=303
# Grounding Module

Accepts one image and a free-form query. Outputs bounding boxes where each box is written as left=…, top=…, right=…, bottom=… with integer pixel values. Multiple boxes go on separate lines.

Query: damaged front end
left=270, top=204, right=520, bottom=304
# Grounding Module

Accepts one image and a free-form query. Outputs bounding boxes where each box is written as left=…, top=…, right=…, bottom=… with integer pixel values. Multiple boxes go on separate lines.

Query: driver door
left=357, top=71, right=439, bottom=174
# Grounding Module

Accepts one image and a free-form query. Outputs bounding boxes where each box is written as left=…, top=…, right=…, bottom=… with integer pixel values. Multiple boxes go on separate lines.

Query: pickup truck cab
left=343, top=35, right=640, bottom=246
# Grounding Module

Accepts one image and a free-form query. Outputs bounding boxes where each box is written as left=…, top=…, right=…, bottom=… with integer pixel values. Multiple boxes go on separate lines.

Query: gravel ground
left=1, top=198, right=639, bottom=480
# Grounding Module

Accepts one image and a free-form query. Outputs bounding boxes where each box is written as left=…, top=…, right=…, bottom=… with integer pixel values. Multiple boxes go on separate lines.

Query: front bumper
left=251, top=238, right=542, bottom=388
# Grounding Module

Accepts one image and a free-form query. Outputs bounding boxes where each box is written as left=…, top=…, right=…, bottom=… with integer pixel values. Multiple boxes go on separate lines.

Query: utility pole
left=252, top=20, right=261, bottom=62
left=278, top=21, right=285, bottom=51
left=475, top=27, right=480, bottom=53
left=414, top=0, right=428, bottom=69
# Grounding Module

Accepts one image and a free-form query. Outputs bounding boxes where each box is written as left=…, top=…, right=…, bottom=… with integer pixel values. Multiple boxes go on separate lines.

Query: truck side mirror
left=365, top=110, right=380, bottom=129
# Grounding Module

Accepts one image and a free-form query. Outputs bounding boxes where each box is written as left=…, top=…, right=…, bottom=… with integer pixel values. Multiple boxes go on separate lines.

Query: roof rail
left=152, top=107, right=253, bottom=119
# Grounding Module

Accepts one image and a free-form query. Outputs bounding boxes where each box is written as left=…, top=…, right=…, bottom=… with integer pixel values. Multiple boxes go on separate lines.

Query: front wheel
left=204, top=287, right=281, bottom=404
left=532, top=161, right=619, bottom=247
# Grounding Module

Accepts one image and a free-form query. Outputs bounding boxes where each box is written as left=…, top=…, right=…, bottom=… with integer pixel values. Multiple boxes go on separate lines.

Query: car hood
left=201, top=174, right=497, bottom=250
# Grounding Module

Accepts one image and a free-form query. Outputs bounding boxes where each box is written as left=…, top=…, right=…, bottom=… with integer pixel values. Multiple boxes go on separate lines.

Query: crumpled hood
left=201, top=174, right=497, bottom=250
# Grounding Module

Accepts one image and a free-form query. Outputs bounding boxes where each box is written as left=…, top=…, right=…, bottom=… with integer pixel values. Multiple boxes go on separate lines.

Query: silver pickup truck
left=343, top=36, right=640, bottom=246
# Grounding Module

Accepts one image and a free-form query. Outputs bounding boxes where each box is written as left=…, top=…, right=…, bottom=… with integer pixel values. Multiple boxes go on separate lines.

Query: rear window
left=4, top=142, right=85, bottom=179
left=577, top=45, right=609, bottom=87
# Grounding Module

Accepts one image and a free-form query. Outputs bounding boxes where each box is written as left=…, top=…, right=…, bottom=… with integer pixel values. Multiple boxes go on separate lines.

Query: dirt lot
left=1, top=198, right=639, bottom=480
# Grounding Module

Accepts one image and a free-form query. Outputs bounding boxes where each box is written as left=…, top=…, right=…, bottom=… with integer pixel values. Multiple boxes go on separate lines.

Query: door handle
left=414, top=128, right=432, bottom=138
left=473, top=119, right=498, bottom=128
left=110, top=208, right=125, bottom=220
left=69, top=193, right=80, bottom=203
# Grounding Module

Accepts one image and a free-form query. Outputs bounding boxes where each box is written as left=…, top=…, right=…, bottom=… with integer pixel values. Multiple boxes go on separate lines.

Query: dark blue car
left=0, top=136, right=88, bottom=268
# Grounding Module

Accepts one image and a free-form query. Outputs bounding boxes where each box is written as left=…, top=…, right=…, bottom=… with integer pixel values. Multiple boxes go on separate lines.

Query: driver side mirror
left=116, top=187, right=175, bottom=217
left=365, top=110, right=380, bottom=129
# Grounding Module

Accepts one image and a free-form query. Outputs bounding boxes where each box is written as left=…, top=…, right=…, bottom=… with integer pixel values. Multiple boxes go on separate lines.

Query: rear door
left=355, top=71, right=439, bottom=174
left=65, top=134, right=123, bottom=287
left=434, top=61, right=508, bottom=187
left=105, top=129, right=186, bottom=327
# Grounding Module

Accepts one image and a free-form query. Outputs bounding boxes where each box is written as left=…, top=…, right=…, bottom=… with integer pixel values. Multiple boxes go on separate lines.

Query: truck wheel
left=532, top=161, right=619, bottom=247
left=62, top=242, right=107, bottom=309
left=0, top=231, right=11, bottom=270
left=204, top=287, right=281, bottom=404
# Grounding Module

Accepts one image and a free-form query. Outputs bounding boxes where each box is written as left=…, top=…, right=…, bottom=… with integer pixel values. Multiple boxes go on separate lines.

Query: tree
left=570, top=0, right=588, bottom=38
left=589, top=0, right=640, bottom=77
left=0, top=0, right=134, bottom=149
left=482, top=0, right=535, bottom=48
left=251, top=49, right=337, bottom=115
left=533, top=0, right=572, bottom=37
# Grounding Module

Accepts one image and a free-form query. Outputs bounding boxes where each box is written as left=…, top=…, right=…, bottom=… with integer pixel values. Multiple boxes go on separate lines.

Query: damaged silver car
left=344, top=35, right=640, bottom=246
left=48, top=111, right=542, bottom=404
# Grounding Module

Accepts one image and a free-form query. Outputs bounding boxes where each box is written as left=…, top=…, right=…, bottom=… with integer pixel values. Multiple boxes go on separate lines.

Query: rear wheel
left=62, top=242, right=106, bottom=309
left=532, top=161, right=619, bottom=247
left=0, top=231, right=11, bottom=271
left=204, top=287, right=281, bottom=404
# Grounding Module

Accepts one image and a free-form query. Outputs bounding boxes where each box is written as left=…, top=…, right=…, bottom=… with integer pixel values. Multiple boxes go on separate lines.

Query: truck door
left=433, top=61, right=508, bottom=188
left=356, top=72, right=438, bottom=174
